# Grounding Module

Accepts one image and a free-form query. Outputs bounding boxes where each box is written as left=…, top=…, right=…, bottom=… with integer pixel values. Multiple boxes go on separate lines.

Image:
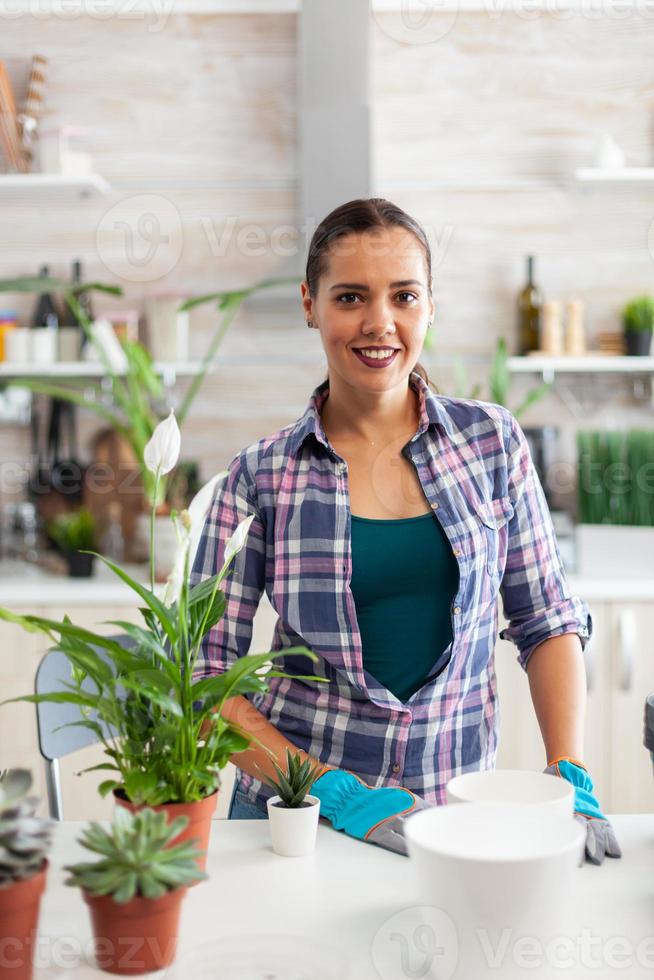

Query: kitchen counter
left=34, top=815, right=654, bottom=979
left=2, top=557, right=654, bottom=605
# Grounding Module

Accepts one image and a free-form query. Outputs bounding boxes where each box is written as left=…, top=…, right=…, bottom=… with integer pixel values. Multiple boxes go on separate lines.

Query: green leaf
left=89, top=554, right=177, bottom=645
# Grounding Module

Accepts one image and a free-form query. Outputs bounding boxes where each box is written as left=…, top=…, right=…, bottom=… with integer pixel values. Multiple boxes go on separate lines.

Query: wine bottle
left=31, top=265, right=59, bottom=329
left=517, top=255, right=543, bottom=355
left=63, top=259, right=93, bottom=349
left=30, top=265, right=59, bottom=364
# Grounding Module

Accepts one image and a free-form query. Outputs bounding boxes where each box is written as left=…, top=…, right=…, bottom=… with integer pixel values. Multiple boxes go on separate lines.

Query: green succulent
left=63, top=806, right=206, bottom=903
left=0, top=769, right=54, bottom=886
left=260, top=749, right=323, bottom=809
left=622, top=295, right=654, bottom=333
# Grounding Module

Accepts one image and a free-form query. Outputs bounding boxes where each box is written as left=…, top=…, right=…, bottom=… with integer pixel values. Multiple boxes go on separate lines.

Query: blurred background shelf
left=573, top=168, right=654, bottom=186
left=0, top=173, right=111, bottom=201
left=0, top=361, right=206, bottom=380
left=508, top=355, right=654, bottom=374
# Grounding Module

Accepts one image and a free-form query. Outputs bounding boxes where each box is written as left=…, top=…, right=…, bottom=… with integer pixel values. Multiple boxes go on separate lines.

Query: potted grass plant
left=0, top=770, right=54, bottom=980
left=1, top=412, right=326, bottom=870
left=64, top=806, right=204, bottom=975
left=576, top=428, right=654, bottom=576
left=622, top=295, right=654, bottom=356
left=258, top=749, right=323, bottom=857
left=48, top=508, right=97, bottom=577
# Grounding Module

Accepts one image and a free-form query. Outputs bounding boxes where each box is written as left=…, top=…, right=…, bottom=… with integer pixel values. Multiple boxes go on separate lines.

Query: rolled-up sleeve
left=498, top=411, right=592, bottom=672
left=190, top=451, right=266, bottom=679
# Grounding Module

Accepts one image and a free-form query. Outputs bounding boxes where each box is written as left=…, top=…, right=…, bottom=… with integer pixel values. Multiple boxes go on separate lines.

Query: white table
left=34, top=815, right=653, bottom=979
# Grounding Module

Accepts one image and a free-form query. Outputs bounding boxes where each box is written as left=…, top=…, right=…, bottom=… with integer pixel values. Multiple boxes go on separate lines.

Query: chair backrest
left=35, top=635, right=135, bottom=762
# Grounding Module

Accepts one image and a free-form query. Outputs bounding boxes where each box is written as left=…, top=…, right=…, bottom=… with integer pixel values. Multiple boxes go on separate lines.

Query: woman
left=191, top=197, right=620, bottom=865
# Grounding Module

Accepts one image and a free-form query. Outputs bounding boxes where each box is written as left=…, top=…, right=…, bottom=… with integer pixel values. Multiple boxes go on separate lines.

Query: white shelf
left=508, top=355, right=654, bottom=374
left=0, top=173, right=111, bottom=201
left=0, top=361, right=205, bottom=380
left=573, top=168, right=654, bottom=186
left=0, top=0, right=644, bottom=11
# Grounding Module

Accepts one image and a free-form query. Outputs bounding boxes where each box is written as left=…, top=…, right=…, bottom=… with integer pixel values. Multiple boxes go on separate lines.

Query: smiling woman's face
left=302, top=225, right=434, bottom=392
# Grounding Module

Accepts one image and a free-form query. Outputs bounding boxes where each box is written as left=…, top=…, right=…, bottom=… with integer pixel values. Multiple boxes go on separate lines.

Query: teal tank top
left=350, top=511, right=460, bottom=703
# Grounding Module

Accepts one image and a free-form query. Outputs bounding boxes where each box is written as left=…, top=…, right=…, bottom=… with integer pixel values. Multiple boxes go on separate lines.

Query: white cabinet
left=494, top=599, right=654, bottom=815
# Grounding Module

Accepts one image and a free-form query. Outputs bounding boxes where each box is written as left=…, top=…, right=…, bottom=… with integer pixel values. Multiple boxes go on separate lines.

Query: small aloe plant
left=0, top=769, right=54, bottom=885
left=63, top=806, right=206, bottom=903
left=260, top=749, right=324, bottom=809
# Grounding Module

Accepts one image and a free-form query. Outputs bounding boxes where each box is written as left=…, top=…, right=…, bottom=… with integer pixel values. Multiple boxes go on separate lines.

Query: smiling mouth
left=352, top=348, right=401, bottom=367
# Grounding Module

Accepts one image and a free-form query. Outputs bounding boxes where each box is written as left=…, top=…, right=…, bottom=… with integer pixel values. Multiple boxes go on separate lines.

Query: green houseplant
left=575, top=428, right=654, bottom=576
left=0, top=770, right=54, bottom=980
left=622, top=295, right=654, bottom=357
left=258, top=749, right=324, bottom=857
left=48, top=508, right=97, bottom=577
left=64, top=806, right=204, bottom=975
left=1, top=411, right=325, bottom=862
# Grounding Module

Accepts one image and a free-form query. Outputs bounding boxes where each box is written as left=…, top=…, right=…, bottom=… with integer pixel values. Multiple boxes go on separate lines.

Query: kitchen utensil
left=446, top=768, right=574, bottom=816
left=404, top=803, right=585, bottom=980
left=0, top=61, right=27, bottom=171
left=46, top=397, right=84, bottom=504
left=18, top=54, right=47, bottom=167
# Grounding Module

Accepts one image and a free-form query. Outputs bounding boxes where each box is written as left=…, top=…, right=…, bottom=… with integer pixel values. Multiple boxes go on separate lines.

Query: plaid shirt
left=191, top=369, right=592, bottom=811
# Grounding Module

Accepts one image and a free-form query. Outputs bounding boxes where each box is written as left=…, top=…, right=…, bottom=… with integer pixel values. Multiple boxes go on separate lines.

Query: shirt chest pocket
left=474, top=495, right=515, bottom=584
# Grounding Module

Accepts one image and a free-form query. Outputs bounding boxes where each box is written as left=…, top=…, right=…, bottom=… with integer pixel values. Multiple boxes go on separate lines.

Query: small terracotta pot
left=0, top=860, right=48, bottom=980
left=113, top=790, right=218, bottom=873
left=83, top=886, right=187, bottom=975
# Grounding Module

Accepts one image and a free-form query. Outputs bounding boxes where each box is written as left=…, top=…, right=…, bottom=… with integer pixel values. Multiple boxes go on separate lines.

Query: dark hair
left=305, top=197, right=439, bottom=394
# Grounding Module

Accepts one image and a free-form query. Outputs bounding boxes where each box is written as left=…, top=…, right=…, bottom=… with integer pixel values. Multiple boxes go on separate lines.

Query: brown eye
left=336, top=293, right=359, bottom=304
left=397, top=292, right=418, bottom=303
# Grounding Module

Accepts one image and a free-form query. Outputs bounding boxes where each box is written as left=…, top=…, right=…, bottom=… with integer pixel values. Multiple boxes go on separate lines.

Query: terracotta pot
left=0, top=860, right=48, bottom=980
left=113, top=789, right=218, bottom=873
left=83, top=886, right=187, bottom=975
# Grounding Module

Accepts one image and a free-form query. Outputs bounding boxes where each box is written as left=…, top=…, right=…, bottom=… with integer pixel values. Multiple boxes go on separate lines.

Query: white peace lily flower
left=222, top=513, right=255, bottom=571
left=164, top=470, right=229, bottom=606
left=143, top=410, right=181, bottom=476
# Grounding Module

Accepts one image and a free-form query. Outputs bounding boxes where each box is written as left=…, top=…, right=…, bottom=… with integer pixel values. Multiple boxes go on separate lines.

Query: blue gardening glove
left=312, top=768, right=431, bottom=856
left=544, top=757, right=622, bottom=865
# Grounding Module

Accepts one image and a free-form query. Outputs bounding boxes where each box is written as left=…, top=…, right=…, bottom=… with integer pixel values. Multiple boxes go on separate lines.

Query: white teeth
left=356, top=348, right=396, bottom=360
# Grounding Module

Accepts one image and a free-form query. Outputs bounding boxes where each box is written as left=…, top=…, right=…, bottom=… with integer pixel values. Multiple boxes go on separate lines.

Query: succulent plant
left=63, top=806, right=206, bottom=903
left=260, top=749, right=323, bottom=809
left=0, top=769, right=54, bottom=886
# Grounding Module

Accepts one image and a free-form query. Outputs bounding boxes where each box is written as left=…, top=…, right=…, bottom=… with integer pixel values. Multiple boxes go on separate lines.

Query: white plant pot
left=266, top=794, right=320, bottom=857
left=134, top=512, right=179, bottom=581
left=575, top=523, right=654, bottom=578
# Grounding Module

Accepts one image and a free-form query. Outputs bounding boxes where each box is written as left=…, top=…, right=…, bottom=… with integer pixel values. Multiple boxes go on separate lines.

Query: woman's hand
left=311, top=768, right=431, bottom=855
left=544, top=757, right=622, bottom=865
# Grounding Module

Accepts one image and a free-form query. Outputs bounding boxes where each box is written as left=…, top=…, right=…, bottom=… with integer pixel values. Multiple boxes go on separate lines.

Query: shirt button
left=452, top=548, right=462, bottom=557
left=431, top=502, right=439, bottom=510
left=391, top=763, right=401, bottom=773
left=453, top=606, right=461, bottom=615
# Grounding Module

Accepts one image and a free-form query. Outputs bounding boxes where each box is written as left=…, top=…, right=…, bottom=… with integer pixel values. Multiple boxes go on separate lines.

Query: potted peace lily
left=64, top=806, right=204, bottom=975
left=258, top=749, right=323, bottom=857
left=0, top=770, right=54, bottom=980
left=1, top=412, right=323, bottom=867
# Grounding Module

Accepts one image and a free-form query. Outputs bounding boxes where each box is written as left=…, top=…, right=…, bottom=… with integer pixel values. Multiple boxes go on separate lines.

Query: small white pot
left=266, top=794, right=320, bottom=857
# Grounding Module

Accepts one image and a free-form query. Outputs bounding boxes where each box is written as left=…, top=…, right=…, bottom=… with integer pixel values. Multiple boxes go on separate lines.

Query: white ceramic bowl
left=404, top=803, right=585, bottom=979
left=446, top=768, right=574, bottom=817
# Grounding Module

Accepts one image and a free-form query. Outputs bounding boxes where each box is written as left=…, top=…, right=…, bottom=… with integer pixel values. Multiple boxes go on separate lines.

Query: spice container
left=0, top=310, right=17, bottom=361
left=539, top=300, right=563, bottom=355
